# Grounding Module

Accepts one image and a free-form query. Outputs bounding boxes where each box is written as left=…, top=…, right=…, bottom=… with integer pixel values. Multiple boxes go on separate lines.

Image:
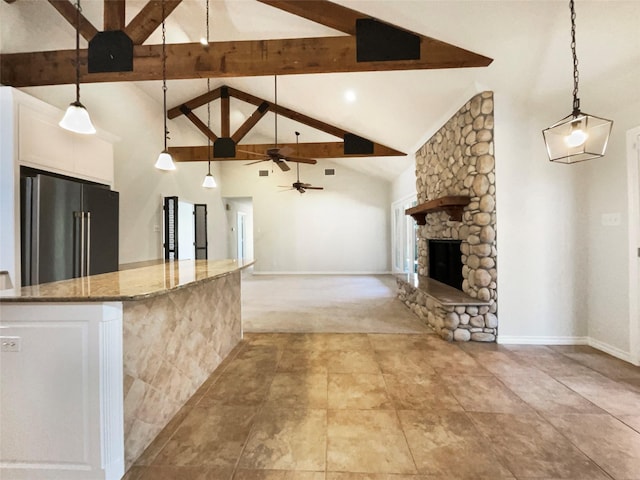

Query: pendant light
left=201, top=0, right=216, bottom=188
left=542, top=0, right=613, bottom=164
left=202, top=86, right=216, bottom=188
left=59, top=0, right=96, bottom=134
left=154, top=0, right=176, bottom=171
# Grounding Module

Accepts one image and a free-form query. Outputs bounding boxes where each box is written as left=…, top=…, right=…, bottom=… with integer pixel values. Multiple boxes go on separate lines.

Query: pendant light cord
left=206, top=0, right=211, bottom=169
left=162, top=0, right=168, bottom=151
left=274, top=75, right=278, bottom=148
left=75, top=0, right=81, bottom=104
left=570, top=0, right=580, bottom=115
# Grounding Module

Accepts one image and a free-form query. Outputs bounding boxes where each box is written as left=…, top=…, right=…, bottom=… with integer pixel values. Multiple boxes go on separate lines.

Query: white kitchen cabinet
left=0, top=302, right=124, bottom=480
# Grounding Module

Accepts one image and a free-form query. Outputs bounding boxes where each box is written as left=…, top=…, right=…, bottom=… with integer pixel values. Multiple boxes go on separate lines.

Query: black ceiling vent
left=258, top=170, right=269, bottom=177
left=88, top=31, right=133, bottom=73
left=356, top=18, right=420, bottom=62
left=325, top=169, right=335, bottom=176
left=213, top=138, right=236, bottom=158
left=344, top=133, right=374, bottom=155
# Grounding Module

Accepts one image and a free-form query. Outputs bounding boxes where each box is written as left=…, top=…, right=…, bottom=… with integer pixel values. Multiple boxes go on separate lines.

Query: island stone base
left=123, top=271, right=242, bottom=467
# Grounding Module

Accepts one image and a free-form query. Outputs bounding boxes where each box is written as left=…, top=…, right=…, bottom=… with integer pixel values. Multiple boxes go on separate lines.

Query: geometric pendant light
left=59, top=0, right=96, bottom=135
left=154, top=0, right=176, bottom=171
left=542, top=0, right=613, bottom=164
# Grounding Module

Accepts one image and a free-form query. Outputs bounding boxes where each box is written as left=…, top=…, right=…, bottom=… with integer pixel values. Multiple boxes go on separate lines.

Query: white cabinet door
left=74, top=133, right=114, bottom=183
left=18, top=103, right=75, bottom=173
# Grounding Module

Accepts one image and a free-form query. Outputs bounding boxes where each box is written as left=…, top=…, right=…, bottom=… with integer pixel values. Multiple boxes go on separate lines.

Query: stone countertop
left=0, top=259, right=254, bottom=302
left=396, top=273, right=490, bottom=306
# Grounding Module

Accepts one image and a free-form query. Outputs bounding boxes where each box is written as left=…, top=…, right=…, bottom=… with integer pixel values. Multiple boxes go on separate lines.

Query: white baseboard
left=497, top=335, right=589, bottom=345
left=498, top=335, right=637, bottom=365
left=251, top=271, right=394, bottom=276
left=588, top=337, right=636, bottom=364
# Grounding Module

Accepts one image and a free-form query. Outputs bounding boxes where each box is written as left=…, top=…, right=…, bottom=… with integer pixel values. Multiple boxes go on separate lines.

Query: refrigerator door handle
left=73, top=211, right=83, bottom=278
left=86, top=211, right=91, bottom=277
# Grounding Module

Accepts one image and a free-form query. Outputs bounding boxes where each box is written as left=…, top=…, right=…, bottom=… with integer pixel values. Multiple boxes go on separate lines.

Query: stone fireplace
left=398, top=91, right=498, bottom=342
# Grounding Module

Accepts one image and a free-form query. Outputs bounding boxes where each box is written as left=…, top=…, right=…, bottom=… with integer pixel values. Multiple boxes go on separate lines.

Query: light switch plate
left=1, top=336, right=21, bottom=352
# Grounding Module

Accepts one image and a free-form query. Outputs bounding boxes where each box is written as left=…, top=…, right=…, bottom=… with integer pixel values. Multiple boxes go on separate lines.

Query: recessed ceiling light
left=344, top=89, right=357, bottom=103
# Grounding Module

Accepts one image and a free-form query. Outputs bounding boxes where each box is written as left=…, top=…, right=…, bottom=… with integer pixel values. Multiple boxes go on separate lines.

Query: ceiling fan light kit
left=59, top=0, right=96, bottom=135
left=154, top=0, right=176, bottom=171
left=542, top=0, right=613, bottom=164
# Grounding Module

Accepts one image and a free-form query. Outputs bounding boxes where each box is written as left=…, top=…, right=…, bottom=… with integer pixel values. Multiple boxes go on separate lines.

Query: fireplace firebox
left=428, top=239, right=463, bottom=290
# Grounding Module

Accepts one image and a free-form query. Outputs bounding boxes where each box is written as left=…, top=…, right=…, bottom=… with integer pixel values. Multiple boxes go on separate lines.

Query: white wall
left=494, top=91, right=590, bottom=342
left=220, top=161, right=391, bottom=273
left=583, top=101, right=640, bottom=359
left=21, top=83, right=229, bottom=264
left=391, top=157, right=417, bottom=203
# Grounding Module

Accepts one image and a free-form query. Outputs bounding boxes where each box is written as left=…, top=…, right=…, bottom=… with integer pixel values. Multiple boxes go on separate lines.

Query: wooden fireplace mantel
left=405, top=195, right=471, bottom=224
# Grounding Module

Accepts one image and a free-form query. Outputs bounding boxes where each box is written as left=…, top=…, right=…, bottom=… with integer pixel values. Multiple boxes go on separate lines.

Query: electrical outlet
left=154, top=224, right=160, bottom=232
left=601, top=213, right=621, bottom=226
left=1, top=336, right=21, bottom=352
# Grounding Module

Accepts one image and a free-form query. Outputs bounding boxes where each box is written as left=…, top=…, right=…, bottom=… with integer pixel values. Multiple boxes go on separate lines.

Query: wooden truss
left=167, top=85, right=405, bottom=161
left=2, top=0, right=493, bottom=161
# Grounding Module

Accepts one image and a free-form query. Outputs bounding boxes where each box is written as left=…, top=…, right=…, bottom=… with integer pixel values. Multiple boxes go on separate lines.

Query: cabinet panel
left=18, top=104, right=74, bottom=172
left=74, top=134, right=114, bottom=183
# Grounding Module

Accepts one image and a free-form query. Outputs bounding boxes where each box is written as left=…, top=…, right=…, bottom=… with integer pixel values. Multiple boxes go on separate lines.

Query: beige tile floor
left=124, top=332, right=640, bottom=480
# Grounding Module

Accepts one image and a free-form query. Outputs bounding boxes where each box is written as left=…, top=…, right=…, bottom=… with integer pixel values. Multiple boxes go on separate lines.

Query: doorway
left=237, top=212, right=247, bottom=260
left=392, top=195, right=418, bottom=273
left=224, top=197, right=254, bottom=261
left=627, top=126, right=640, bottom=365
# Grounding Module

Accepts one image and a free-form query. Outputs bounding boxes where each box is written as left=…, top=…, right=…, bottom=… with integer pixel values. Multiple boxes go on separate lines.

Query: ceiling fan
left=239, top=76, right=318, bottom=172
left=280, top=132, right=324, bottom=194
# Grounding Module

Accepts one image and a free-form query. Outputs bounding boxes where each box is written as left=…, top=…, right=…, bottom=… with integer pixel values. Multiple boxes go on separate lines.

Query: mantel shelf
left=405, top=195, right=471, bottom=224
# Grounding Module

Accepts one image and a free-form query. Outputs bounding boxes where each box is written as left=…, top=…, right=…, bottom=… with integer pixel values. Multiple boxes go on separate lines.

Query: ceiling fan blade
left=237, top=149, right=268, bottom=158
left=285, top=156, right=317, bottom=165
left=275, top=160, right=291, bottom=172
left=245, top=158, right=270, bottom=166
left=305, top=186, right=324, bottom=190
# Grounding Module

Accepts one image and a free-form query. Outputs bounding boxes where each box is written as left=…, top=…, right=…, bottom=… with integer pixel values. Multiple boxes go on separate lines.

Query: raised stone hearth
left=401, top=91, right=498, bottom=342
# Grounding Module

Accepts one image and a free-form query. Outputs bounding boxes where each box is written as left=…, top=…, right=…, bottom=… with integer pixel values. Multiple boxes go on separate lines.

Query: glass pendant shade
left=155, top=150, right=176, bottom=170
left=202, top=173, right=217, bottom=188
left=59, top=101, right=97, bottom=134
left=543, top=112, right=613, bottom=164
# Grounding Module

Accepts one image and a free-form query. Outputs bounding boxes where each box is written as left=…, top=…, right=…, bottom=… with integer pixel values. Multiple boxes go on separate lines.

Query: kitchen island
left=0, top=258, right=253, bottom=480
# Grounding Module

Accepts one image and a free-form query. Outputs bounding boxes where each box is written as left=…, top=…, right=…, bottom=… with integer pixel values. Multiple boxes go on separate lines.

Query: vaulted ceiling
left=1, top=1, right=639, bottom=180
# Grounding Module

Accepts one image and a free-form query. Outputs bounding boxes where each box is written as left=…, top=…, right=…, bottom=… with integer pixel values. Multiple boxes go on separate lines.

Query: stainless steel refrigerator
left=21, top=172, right=119, bottom=286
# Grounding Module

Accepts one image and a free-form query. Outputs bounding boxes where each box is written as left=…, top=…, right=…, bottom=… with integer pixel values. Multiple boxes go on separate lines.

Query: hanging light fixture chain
left=206, top=0, right=211, bottom=166
left=161, top=0, right=169, bottom=150
left=74, top=0, right=81, bottom=103
left=569, top=0, right=580, bottom=115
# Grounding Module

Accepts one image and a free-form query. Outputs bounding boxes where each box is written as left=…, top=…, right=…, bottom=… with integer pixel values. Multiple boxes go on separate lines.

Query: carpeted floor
left=241, top=273, right=432, bottom=334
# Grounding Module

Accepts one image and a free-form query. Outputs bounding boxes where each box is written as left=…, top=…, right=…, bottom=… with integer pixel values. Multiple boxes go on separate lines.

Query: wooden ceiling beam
left=167, top=86, right=222, bottom=119
left=0, top=36, right=492, bottom=88
left=124, top=0, right=182, bottom=45
left=226, top=86, right=346, bottom=140
left=169, top=142, right=405, bottom=162
left=47, top=0, right=99, bottom=41
left=231, top=102, right=270, bottom=144
left=220, top=87, right=230, bottom=137
left=256, top=0, right=363, bottom=35
left=104, top=0, right=126, bottom=31
left=179, top=106, right=218, bottom=143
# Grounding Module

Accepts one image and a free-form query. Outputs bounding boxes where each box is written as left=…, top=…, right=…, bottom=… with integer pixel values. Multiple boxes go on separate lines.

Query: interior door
left=194, top=204, right=208, bottom=260
left=237, top=212, right=246, bottom=260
